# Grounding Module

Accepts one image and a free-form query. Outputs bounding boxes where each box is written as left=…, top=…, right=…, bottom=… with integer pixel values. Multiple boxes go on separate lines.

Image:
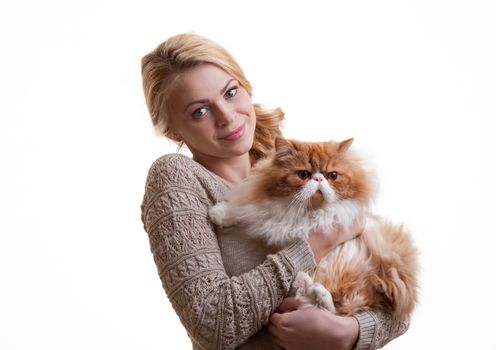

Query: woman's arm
left=141, top=155, right=315, bottom=349
left=269, top=297, right=359, bottom=350
left=268, top=296, right=410, bottom=350
left=353, top=309, right=410, bottom=350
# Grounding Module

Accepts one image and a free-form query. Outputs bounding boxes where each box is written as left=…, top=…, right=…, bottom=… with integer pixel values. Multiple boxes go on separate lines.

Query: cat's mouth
left=311, top=190, right=325, bottom=208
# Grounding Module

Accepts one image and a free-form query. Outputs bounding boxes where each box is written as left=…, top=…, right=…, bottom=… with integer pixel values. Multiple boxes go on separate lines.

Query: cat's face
left=255, top=138, right=372, bottom=209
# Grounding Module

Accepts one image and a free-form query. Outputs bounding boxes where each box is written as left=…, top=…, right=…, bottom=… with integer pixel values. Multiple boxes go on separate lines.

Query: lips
left=221, top=124, right=245, bottom=141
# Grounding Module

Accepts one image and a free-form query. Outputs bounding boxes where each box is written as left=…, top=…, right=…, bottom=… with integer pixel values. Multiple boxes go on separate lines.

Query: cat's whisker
left=288, top=195, right=301, bottom=208
left=293, top=198, right=306, bottom=218
left=287, top=197, right=302, bottom=214
left=292, top=198, right=307, bottom=216
left=306, top=196, right=313, bottom=213
left=288, top=189, right=307, bottom=211
left=285, top=199, right=302, bottom=221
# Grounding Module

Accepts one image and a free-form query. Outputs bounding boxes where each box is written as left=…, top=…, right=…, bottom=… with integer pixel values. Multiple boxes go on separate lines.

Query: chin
left=227, top=143, right=252, bottom=157
left=227, top=133, right=254, bottom=155
left=239, top=136, right=255, bottom=154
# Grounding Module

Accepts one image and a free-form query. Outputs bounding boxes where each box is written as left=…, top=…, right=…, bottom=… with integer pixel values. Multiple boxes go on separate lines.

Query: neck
left=192, top=152, right=251, bottom=185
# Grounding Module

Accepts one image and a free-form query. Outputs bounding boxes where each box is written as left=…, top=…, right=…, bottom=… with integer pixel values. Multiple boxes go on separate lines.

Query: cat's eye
left=327, top=171, right=338, bottom=180
left=297, top=170, right=312, bottom=180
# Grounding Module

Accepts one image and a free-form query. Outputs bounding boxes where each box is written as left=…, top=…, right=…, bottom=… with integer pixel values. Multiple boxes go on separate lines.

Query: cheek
left=285, top=177, right=316, bottom=199
left=320, top=181, right=337, bottom=199
left=265, top=174, right=306, bottom=198
left=330, top=177, right=354, bottom=198
left=286, top=175, right=306, bottom=189
left=182, top=122, right=215, bottom=143
left=237, top=90, right=255, bottom=116
left=301, top=180, right=318, bottom=195
left=322, top=181, right=336, bottom=193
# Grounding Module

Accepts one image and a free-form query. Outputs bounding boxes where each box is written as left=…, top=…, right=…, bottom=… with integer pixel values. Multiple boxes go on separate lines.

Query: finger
left=270, top=311, right=283, bottom=326
left=267, top=323, right=279, bottom=337
left=268, top=323, right=286, bottom=348
left=277, top=297, right=307, bottom=312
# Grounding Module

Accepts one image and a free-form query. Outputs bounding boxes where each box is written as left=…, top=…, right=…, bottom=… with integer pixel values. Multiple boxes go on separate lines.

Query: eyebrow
left=183, top=78, right=237, bottom=112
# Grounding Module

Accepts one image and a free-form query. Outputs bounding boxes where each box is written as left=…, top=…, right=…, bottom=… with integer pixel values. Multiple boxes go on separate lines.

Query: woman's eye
left=225, top=87, right=238, bottom=98
left=192, top=107, right=208, bottom=118
left=297, top=170, right=312, bottom=180
left=327, top=171, right=338, bottom=180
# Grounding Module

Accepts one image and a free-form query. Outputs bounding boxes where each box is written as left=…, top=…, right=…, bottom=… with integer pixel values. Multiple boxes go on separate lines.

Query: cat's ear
left=275, top=137, right=296, bottom=161
left=337, top=138, right=354, bottom=153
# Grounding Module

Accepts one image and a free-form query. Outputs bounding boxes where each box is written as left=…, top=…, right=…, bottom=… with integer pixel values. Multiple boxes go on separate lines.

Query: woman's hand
left=307, top=217, right=365, bottom=264
left=268, top=297, right=359, bottom=350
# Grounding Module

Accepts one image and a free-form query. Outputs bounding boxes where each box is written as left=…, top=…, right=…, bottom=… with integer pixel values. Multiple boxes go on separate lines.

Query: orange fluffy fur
left=253, top=138, right=418, bottom=318
left=314, top=216, right=418, bottom=317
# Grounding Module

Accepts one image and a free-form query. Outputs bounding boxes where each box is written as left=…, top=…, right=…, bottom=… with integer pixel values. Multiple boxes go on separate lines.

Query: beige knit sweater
left=141, top=153, right=409, bottom=350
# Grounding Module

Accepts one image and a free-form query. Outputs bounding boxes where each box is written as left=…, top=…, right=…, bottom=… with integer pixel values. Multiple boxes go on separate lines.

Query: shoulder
left=145, top=153, right=203, bottom=189
left=149, top=153, right=197, bottom=175
left=143, top=153, right=227, bottom=204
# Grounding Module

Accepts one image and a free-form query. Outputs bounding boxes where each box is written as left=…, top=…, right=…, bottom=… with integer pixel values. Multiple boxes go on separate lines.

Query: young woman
left=140, top=33, right=409, bottom=350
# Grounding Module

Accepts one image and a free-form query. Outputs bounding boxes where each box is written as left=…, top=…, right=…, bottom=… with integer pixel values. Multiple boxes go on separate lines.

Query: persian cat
left=209, top=137, right=418, bottom=318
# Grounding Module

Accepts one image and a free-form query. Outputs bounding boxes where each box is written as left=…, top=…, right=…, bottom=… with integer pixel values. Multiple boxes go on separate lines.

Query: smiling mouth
left=221, top=124, right=245, bottom=141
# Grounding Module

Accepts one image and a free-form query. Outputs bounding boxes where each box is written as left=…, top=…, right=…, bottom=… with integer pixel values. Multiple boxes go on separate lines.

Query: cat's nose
left=313, top=174, right=324, bottom=183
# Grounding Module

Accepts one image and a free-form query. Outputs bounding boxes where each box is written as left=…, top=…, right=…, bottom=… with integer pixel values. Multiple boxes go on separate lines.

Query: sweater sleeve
left=353, top=310, right=410, bottom=350
left=141, top=155, right=315, bottom=350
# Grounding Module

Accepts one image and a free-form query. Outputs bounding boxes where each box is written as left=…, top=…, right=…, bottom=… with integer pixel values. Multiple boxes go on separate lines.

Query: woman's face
left=168, top=64, right=256, bottom=162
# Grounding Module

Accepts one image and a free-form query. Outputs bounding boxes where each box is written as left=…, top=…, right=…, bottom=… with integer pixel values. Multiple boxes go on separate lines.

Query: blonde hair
left=141, top=33, right=284, bottom=163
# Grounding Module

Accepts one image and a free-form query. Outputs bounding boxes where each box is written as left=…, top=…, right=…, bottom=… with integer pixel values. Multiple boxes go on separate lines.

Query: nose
left=215, top=102, right=234, bottom=127
left=312, top=173, right=325, bottom=183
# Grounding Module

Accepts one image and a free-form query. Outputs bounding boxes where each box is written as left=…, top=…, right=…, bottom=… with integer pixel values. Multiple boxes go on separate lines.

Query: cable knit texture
left=141, top=153, right=409, bottom=349
left=353, top=310, right=410, bottom=350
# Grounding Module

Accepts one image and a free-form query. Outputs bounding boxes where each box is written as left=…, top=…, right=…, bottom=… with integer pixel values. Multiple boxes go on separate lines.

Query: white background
left=1, top=0, right=495, bottom=349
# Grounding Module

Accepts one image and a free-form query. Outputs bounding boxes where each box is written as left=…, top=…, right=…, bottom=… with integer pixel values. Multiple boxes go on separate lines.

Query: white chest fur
left=209, top=195, right=366, bottom=247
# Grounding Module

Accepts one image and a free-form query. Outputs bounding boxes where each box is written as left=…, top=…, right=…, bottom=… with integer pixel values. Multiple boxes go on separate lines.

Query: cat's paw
left=293, top=271, right=313, bottom=297
left=208, top=202, right=236, bottom=227
left=308, top=283, right=336, bottom=313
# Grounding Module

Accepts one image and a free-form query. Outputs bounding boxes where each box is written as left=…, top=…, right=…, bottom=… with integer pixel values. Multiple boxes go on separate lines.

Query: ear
left=164, top=127, right=182, bottom=142
left=275, top=137, right=296, bottom=161
left=337, top=138, right=354, bottom=153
